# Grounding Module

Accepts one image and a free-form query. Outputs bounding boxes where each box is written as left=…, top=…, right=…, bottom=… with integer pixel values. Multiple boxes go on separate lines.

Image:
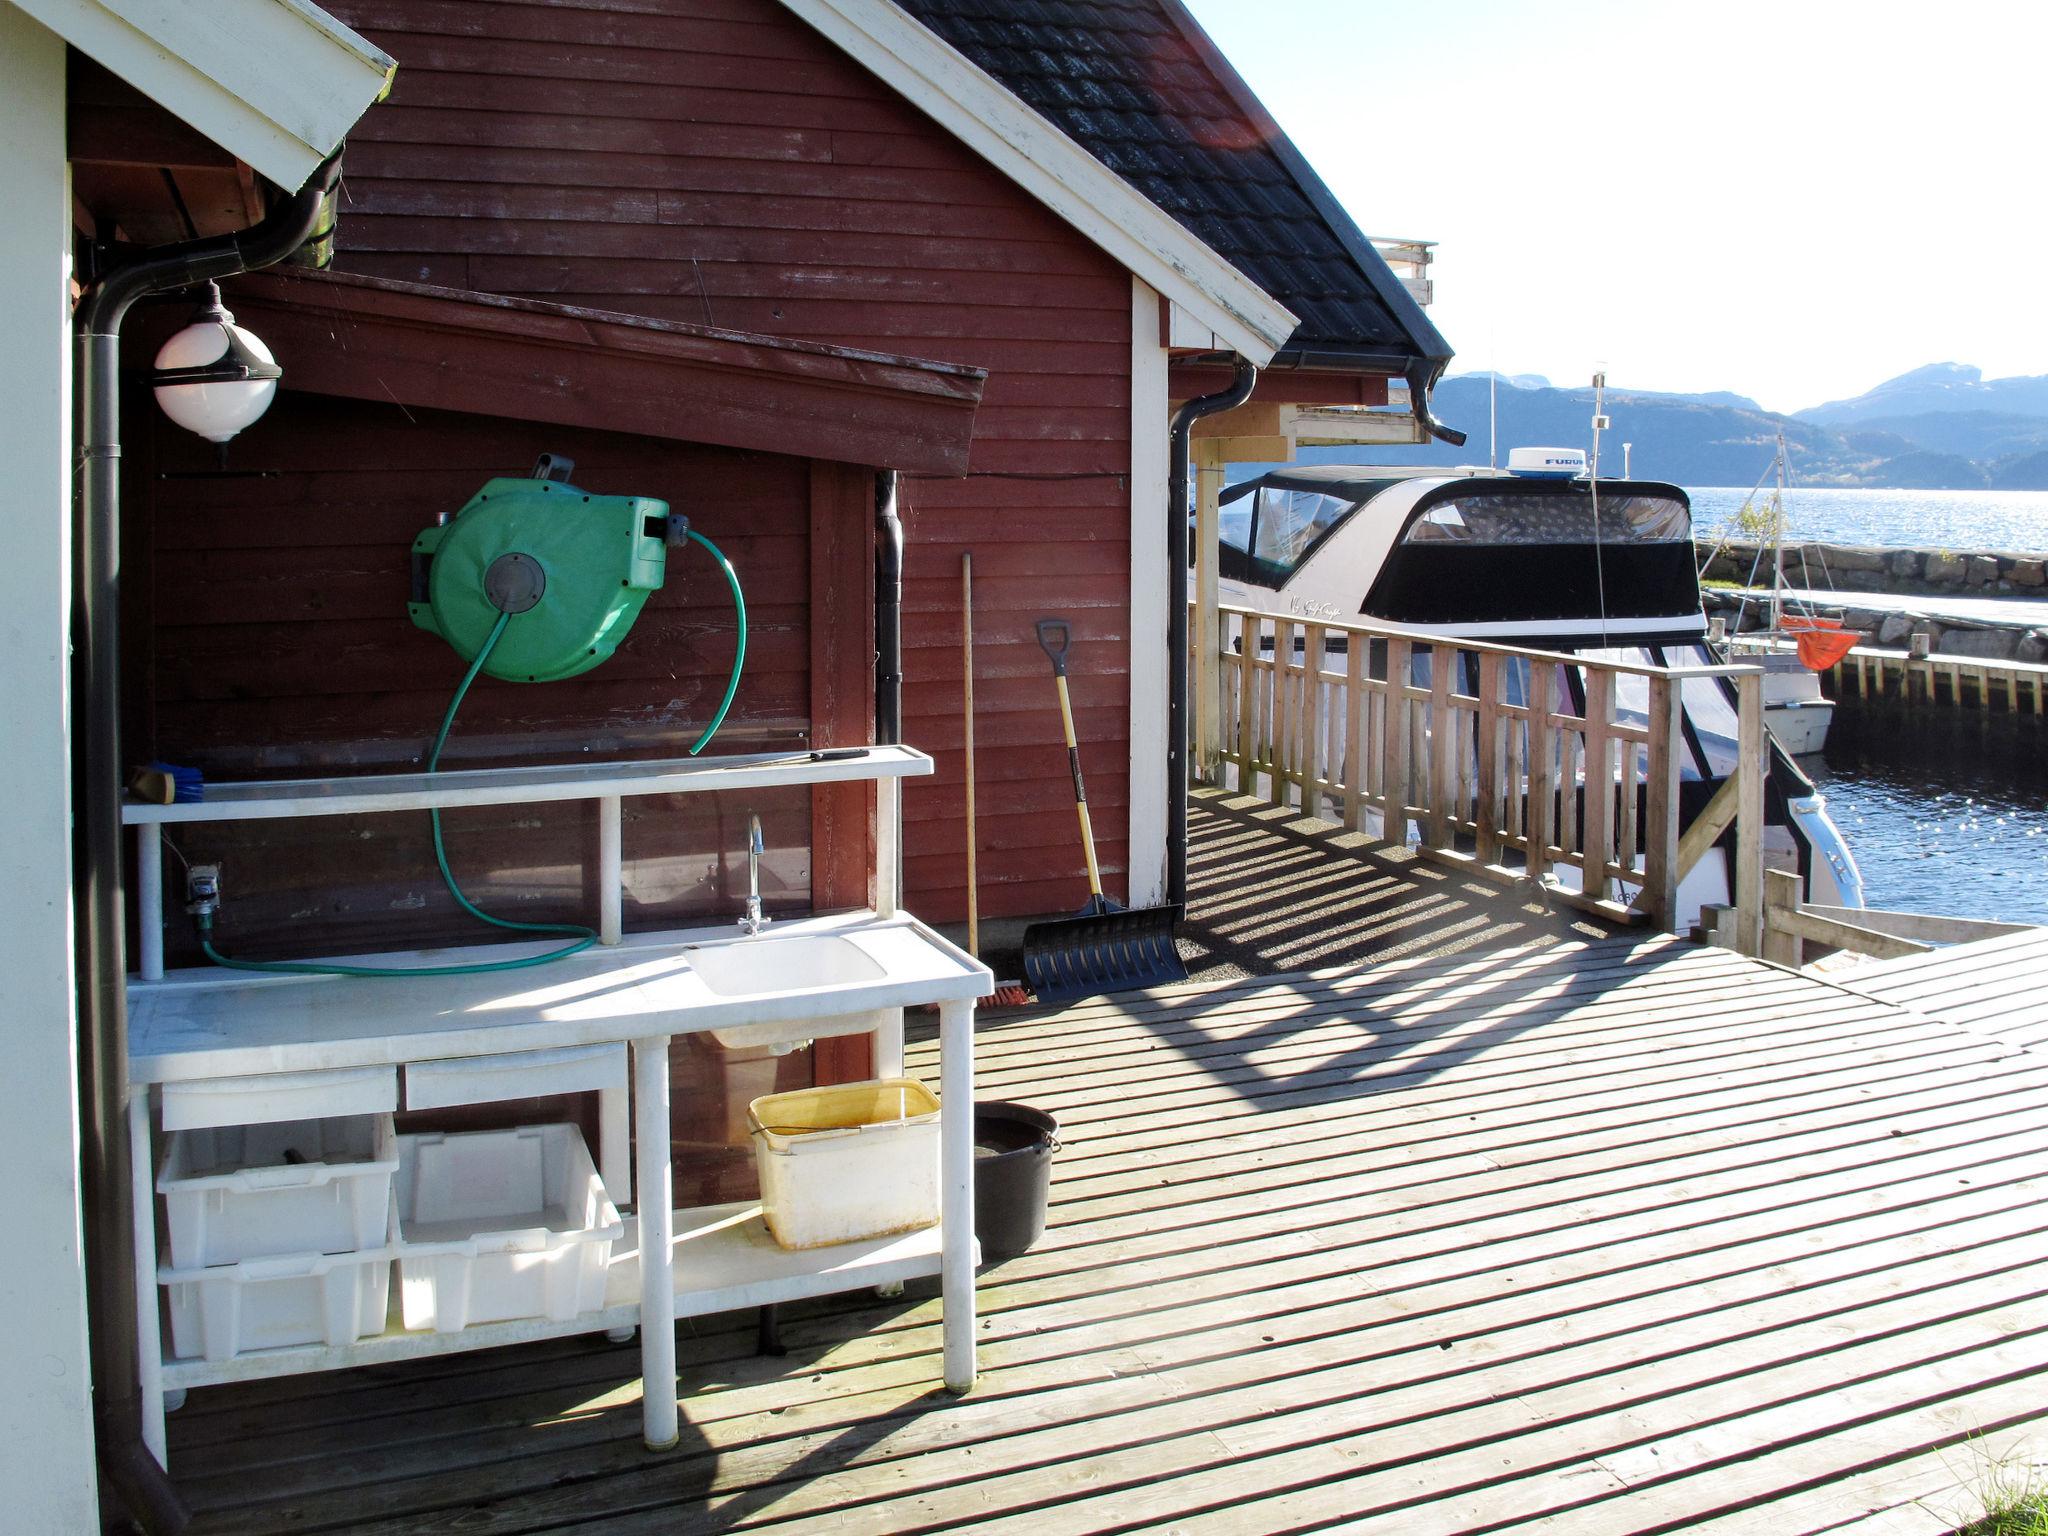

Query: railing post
left=1734, top=670, right=1765, bottom=956
left=1382, top=637, right=1412, bottom=847
left=1641, top=673, right=1681, bottom=932
left=1762, top=867, right=1804, bottom=968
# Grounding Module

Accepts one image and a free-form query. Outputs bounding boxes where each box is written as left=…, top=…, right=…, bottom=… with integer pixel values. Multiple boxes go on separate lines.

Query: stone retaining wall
left=1695, top=538, right=2048, bottom=662
left=1696, top=539, right=2048, bottom=596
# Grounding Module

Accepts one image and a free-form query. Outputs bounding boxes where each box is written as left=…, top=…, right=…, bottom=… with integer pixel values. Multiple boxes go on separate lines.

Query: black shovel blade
left=1021, top=903, right=1187, bottom=1005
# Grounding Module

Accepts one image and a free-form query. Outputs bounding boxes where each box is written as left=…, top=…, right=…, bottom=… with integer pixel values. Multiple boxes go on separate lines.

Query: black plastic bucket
left=973, top=1102, right=1059, bottom=1259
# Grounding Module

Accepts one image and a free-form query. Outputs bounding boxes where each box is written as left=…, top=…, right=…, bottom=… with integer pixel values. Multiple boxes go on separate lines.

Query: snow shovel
left=1020, top=618, right=1188, bottom=1004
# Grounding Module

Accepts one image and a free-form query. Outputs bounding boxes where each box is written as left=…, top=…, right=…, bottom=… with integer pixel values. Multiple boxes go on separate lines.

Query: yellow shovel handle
left=1053, top=672, right=1104, bottom=899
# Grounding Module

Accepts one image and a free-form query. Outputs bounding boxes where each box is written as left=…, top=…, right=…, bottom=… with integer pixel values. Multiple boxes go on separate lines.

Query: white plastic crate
left=161, top=1234, right=393, bottom=1363
left=748, top=1078, right=941, bottom=1251
left=394, top=1124, right=623, bottom=1333
left=158, top=1115, right=398, bottom=1269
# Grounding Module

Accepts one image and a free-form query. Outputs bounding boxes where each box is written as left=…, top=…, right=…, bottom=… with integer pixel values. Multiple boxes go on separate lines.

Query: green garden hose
left=200, top=529, right=749, bottom=977
left=684, top=528, right=745, bottom=754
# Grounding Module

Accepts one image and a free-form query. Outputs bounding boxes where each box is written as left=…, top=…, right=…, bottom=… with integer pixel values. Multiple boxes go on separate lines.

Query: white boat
left=1711, top=433, right=1858, bottom=756
left=1212, top=446, right=1864, bottom=922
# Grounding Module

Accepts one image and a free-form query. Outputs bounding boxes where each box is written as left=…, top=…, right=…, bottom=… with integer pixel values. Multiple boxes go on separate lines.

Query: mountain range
left=1374, top=365, right=2048, bottom=490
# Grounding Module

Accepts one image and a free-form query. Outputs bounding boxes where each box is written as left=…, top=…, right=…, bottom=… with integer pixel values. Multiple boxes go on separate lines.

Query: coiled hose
left=199, top=529, right=748, bottom=976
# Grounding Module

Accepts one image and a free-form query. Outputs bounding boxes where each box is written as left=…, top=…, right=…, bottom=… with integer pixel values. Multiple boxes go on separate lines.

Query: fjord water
left=1681, top=484, right=2048, bottom=925
left=1809, top=706, right=2048, bottom=926
left=1687, top=484, right=2048, bottom=551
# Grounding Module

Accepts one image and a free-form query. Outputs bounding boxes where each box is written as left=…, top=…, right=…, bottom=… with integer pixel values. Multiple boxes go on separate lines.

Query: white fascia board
left=10, top=0, right=395, bottom=190
left=777, top=0, right=1296, bottom=366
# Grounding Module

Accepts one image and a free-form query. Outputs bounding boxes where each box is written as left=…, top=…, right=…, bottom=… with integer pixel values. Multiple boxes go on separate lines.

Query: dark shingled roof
left=890, top=0, right=1452, bottom=374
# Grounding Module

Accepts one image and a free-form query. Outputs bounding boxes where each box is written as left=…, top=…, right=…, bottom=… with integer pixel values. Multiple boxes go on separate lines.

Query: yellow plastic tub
left=747, top=1078, right=940, bottom=1250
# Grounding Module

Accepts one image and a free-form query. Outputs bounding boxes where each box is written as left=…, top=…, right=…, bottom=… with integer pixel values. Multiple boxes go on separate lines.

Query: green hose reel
left=408, top=459, right=673, bottom=682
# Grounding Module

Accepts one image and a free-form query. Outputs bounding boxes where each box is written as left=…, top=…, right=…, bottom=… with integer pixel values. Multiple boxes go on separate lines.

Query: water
left=1687, top=485, right=2048, bottom=552
left=1807, top=706, right=2048, bottom=926
left=1684, top=485, right=2048, bottom=925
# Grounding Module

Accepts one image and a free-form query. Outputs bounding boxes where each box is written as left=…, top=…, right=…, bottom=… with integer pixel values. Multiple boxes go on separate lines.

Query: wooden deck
left=165, top=930, right=2048, bottom=1535
left=1837, top=927, right=2048, bottom=1050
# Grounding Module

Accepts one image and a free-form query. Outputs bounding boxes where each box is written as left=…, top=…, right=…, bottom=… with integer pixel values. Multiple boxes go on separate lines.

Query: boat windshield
left=1404, top=492, right=1689, bottom=546
left=1219, top=486, right=1376, bottom=585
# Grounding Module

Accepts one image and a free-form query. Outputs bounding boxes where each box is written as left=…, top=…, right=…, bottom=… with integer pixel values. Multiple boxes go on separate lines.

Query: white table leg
left=633, top=1037, right=678, bottom=1450
left=128, top=1089, right=167, bottom=1468
left=136, top=823, right=164, bottom=982
left=939, top=998, right=976, bottom=1393
left=598, top=795, right=623, bottom=945
left=598, top=1081, right=632, bottom=1210
left=875, top=1007, right=905, bottom=1079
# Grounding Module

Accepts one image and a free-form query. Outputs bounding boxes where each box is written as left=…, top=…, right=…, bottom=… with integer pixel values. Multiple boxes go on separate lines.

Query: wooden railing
left=1208, top=604, right=1766, bottom=945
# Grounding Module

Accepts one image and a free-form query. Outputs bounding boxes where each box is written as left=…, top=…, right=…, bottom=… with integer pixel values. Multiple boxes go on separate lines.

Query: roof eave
left=214, top=268, right=988, bottom=476
left=1155, top=0, right=1454, bottom=367
left=779, top=0, right=1297, bottom=365
left=17, top=0, right=394, bottom=189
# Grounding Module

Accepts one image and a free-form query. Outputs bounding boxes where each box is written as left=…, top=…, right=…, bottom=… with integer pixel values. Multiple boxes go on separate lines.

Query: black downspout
left=74, top=150, right=344, bottom=1535
left=875, top=469, right=903, bottom=745
left=1166, top=357, right=1257, bottom=908
left=1406, top=359, right=1469, bottom=448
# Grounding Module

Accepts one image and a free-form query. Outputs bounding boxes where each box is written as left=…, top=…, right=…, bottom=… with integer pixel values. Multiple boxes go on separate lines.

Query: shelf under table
left=162, top=1203, right=956, bottom=1391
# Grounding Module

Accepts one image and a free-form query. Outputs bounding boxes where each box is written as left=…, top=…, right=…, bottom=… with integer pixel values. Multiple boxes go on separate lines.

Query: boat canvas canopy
left=1219, top=467, right=1707, bottom=647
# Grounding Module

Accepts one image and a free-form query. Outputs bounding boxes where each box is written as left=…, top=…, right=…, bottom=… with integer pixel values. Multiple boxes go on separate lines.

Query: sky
left=1180, top=0, right=2048, bottom=415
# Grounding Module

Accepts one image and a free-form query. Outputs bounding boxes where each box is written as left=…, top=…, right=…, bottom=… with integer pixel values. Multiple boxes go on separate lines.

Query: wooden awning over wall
left=214, top=267, right=987, bottom=476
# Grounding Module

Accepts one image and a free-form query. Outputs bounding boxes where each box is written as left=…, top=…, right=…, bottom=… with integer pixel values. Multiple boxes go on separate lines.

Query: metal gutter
left=1166, top=356, right=1258, bottom=908
left=74, top=149, right=344, bottom=1534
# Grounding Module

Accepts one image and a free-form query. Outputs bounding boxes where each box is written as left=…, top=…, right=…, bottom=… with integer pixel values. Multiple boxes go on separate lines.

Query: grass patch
left=1956, top=1464, right=2048, bottom=1534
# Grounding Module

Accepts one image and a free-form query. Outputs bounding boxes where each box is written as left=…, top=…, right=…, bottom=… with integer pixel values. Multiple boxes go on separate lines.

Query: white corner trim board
left=778, top=0, right=1297, bottom=366
left=10, top=0, right=395, bottom=189
left=0, top=11, right=100, bottom=1529
left=1128, top=277, right=1171, bottom=908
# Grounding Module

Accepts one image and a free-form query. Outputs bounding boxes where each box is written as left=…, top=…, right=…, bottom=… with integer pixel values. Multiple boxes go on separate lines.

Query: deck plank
left=1838, top=927, right=2048, bottom=1048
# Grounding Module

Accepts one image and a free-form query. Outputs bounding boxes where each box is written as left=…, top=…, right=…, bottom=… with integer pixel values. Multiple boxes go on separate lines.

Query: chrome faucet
left=740, top=812, right=769, bottom=936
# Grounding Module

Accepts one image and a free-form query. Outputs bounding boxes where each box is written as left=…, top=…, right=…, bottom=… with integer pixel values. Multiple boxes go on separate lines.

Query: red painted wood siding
left=321, top=0, right=1138, bottom=924
left=135, top=392, right=828, bottom=962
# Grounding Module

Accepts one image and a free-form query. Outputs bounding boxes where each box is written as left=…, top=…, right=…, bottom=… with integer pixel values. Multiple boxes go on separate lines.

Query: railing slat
left=1303, top=622, right=1326, bottom=817
left=1344, top=636, right=1365, bottom=832
left=1641, top=673, right=1681, bottom=932
left=1429, top=646, right=1455, bottom=849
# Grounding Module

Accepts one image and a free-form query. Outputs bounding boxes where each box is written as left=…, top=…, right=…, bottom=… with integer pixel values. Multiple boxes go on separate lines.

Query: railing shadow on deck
left=936, top=792, right=1684, bottom=1110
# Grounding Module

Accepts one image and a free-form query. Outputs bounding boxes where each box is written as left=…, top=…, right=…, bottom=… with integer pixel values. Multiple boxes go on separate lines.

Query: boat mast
left=1770, top=430, right=1787, bottom=630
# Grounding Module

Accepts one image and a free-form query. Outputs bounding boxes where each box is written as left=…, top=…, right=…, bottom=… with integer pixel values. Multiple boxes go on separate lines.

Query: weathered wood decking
left=167, top=930, right=2048, bottom=1535
left=1838, top=927, right=2048, bottom=1050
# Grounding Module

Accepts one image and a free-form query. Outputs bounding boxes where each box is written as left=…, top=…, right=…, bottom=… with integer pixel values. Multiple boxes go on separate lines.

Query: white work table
left=122, top=747, right=989, bottom=1469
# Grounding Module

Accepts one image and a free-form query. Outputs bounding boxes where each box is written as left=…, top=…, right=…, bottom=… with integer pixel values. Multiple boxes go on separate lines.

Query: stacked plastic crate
left=155, top=1047, right=628, bottom=1362
left=156, top=1115, right=400, bottom=1361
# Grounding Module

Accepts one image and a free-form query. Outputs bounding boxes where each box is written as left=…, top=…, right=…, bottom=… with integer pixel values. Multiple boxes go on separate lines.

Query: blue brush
left=129, top=761, right=204, bottom=804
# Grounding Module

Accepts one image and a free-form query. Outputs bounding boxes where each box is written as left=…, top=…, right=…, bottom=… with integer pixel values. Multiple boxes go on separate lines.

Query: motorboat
left=1211, top=448, right=1864, bottom=923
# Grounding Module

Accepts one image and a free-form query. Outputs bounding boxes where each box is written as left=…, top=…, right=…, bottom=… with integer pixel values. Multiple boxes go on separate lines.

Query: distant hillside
left=1797, top=363, right=2048, bottom=426
left=1329, top=373, right=2048, bottom=491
